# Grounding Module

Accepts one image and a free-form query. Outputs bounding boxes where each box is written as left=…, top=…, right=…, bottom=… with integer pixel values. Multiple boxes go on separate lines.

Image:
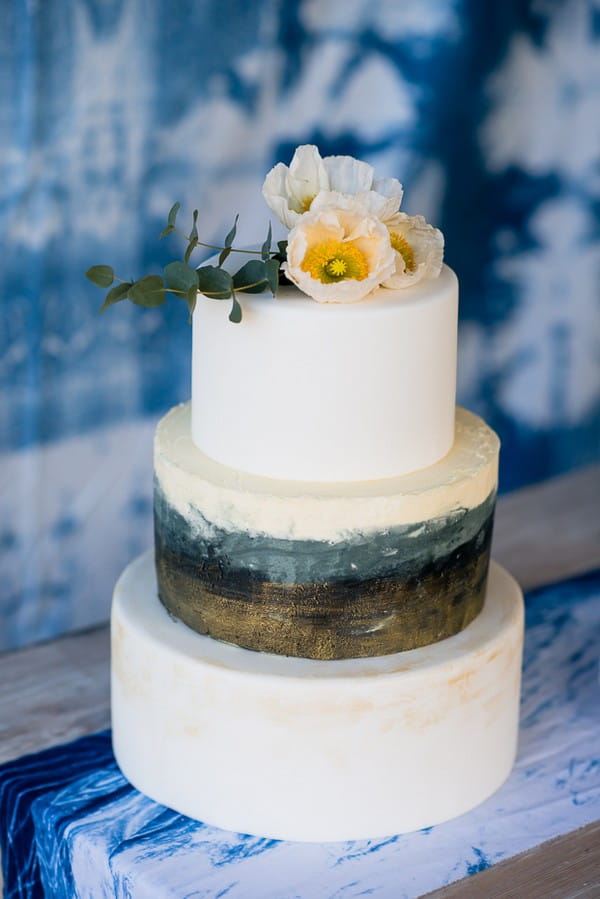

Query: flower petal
left=310, top=190, right=365, bottom=213
left=367, top=176, right=404, bottom=221
left=286, top=145, right=329, bottom=212
left=355, top=189, right=401, bottom=222
left=372, top=177, right=404, bottom=205
left=323, top=155, right=374, bottom=194
left=262, top=162, right=301, bottom=228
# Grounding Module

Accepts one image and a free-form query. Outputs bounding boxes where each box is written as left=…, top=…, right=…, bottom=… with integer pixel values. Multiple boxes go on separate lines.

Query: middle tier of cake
left=154, top=404, right=499, bottom=660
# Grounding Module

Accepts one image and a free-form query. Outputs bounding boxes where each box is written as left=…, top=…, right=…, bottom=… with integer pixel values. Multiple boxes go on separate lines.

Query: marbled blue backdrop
left=1, top=0, right=599, bottom=648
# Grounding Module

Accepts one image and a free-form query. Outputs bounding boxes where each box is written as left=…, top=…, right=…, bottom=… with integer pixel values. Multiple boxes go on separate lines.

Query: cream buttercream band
left=154, top=404, right=499, bottom=542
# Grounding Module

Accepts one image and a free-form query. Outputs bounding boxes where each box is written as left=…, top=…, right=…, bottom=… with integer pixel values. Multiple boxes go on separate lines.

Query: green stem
left=170, top=280, right=269, bottom=296
left=173, top=228, right=275, bottom=257
left=233, top=279, right=269, bottom=293
left=111, top=279, right=271, bottom=300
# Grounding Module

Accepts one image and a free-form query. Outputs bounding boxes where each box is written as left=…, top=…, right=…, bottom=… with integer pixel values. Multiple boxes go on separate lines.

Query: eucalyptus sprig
left=85, top=204, right=287, bottom=324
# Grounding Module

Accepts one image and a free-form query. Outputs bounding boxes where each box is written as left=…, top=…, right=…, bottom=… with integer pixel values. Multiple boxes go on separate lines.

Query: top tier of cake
left=191, top=264, right=458, bottom=482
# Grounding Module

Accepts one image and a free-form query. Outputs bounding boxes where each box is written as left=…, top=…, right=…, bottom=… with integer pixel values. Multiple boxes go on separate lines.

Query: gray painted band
left=154, top=481, right=496, bottom=584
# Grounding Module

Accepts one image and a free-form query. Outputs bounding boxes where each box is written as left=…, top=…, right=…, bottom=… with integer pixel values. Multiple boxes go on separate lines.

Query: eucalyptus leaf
left=99, top=281, right=132, bottom=313
left=186, top=285, right=198, bottom=319
left=164, top=261, right=199, bottom=293
left=128, top=275, right=166, bottom=307
left=261, top=222, right=272, bottom=261
left=184, top=239, right=198, bottom=264
left=184, top=209, right=199, bottom=263
left=219, top=213, right=239, bottom=266
left=229, top=296, right=242, bottom=323
left=276, top=240, right=288, bottom=262
left=265, top=258, right=280, bottom=296
left=197, top=265, right=232, bottom=299
left=160, top=202, right=181, bottom=239
left=189, top=209, right=199, bottom=242
left=86, top=265, right=114, bottom=288
left=233, top=259, right=268, bottom=294
left=168, top=202, right=180, bottom=227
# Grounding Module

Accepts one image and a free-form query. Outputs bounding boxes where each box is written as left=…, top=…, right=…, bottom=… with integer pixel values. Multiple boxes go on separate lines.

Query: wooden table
left=2, top=465, right=599, bottom=898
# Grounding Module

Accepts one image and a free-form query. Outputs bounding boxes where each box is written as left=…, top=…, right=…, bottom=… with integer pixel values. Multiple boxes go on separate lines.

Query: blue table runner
left=2, top=569, right=599, bottom=898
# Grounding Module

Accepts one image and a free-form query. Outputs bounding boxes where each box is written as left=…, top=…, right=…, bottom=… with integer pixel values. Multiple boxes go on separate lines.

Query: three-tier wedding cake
left=108, top=146, right=524, bottom=842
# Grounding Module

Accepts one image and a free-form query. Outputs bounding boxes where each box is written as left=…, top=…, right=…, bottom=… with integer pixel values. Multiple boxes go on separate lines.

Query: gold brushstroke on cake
left=154, top=548, right=490, bottom=660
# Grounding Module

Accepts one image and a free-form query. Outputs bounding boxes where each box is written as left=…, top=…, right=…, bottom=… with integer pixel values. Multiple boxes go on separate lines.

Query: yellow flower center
left=390, top=232, right=416, bottom=272
left=326, top=258, right=347, bottom=277
left=300, top=194, right=315, bottom=213
left=301, top=240, right=369, bottom=283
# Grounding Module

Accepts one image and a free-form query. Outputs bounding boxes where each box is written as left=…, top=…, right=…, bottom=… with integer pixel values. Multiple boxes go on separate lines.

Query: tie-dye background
left=1, top=0, right=599, bottom=650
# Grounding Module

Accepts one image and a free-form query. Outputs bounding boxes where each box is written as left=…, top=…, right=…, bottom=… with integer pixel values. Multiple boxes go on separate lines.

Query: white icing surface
left=191, top=264, right=458, bottom=481
left=111, top=552, right=524, bottom=841
left=155, top=404, right=499, bottom=540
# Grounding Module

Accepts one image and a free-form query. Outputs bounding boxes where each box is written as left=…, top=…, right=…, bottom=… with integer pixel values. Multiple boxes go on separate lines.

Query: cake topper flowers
left=86, top=144, right=444, bottom=320
left=263, top=144, right=444, bottom=301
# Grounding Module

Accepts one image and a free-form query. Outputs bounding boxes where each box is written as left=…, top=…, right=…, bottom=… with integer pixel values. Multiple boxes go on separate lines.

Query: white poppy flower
left=262, top=145, right=403, bottom=229
left=262, top=145, right=329, bottom=229
left=383, top=213, right=444, bottom=288
left=284, top=193, right=397, bottom=303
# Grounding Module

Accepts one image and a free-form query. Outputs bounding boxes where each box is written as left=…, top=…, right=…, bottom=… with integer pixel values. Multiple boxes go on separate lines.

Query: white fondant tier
left=191, top=264, right=458, bottom=482
left=112, top=553, right=524, bottom=842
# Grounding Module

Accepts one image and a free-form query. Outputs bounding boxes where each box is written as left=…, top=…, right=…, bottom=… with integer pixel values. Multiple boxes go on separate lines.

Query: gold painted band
left=154, top=549, right=491, bottom=660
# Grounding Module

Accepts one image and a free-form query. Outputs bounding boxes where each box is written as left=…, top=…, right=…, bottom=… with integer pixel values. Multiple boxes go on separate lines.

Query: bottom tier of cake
left=111, top=552, right=524, bottom=842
